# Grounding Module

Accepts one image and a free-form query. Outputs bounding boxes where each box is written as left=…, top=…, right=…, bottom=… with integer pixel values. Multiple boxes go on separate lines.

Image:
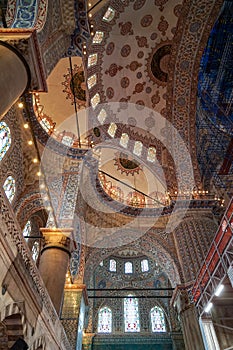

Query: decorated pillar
left=172, top=208, right=217, bottom=282
left=0, top=28, right=47, bottom=119
left=172, top=286, right=205, bottom=350
left=61, top=285, right=89, bottom=350
left=39, top=228, right=75, bottom=315
left=0, top=41, right=29, bottom=117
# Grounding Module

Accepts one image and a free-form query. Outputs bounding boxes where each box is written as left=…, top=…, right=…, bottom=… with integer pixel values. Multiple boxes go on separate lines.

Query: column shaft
left=0, top=41, right=30, bottom=117
left=173, top=288, right=205, bottom=350
left=39, top=228, right=74, bottom=315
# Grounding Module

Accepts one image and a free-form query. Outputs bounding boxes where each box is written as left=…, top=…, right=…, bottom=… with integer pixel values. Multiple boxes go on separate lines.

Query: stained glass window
left=0, top=121, right=11, bottom=161
left=147, top=146, right=156, bottom=162
left=150, top=306, right=166, bottom=332
left=98, top=109, right=107, bottom=124
left=125, top=261, right=133, bottom=274
left=91, top=93, right=100, bottom=110
left=98, top=307, right=112, bottom=333
left=87, top=74, right=97, bottom=89
left=32, top=241, right=39, bottom=261
left=108, top=122, right=117, bottom=137
left=109, top=259, right=116, bottom=272
left=133, top=141, right=142, bottom=156
left=103, top=7, right=115, bottom=22
left=22, top=220, right=31, bottom=241
left=93, top=31, right=104, bottom=44
left=124, top=295, right=140, bottom=332
left=120, top=133, right=129, bottom=148
left=141, top=259, right=149, bottom=272
left=88, top=53, right=98, bottom=68
left=3, top=176, right=16, bottom=203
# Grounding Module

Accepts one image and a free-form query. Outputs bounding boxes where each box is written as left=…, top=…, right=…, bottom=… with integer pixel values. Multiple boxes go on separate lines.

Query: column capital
left=40, top=227, right=76, bottom=255
left=171, top=282, right=194, bottom=313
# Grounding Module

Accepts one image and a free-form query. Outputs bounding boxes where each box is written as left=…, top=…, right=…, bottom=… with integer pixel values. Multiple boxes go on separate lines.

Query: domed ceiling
left=87, top=0, right=182, bottom=116
left=32, top=0, right=226, bottom=212
left=36, top=57, right=89, bottom=145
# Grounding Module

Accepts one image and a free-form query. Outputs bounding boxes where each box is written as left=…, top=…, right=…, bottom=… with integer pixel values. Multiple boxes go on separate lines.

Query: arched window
left=108, top=122, right=117, bottom=137
left=120, top=133, right=129, bottom=148
left=0, top=121, right=11, bottom=161
left=133, top=141, right=142, bottom=156
left=61, top=135, right=73, bottom=147
left=109, top=259, right=116, bottom=272
left=97, top=109, right=107, bottom=124
left=98, top=307, right=112, bottom=333
left=87, top=74, right=97, bottom=89
left=141, top=259, right=149, bottom=272
left=88, top=53, right=98, bottom=68
left=103, top=7, right=115, bottom=22
left=147, top=146, right=156, bottom=162
left=3, top=176, right=15, bottom=203
left=150, top=306, right=166, bottom=332
left=125, top=261, right=133, bottom=274
left=22, top=220, right=32, bottom=241
left=92, top=31, right=104, bottom=44
left=124, top=295, right=140, bottom=332
left=91, top=93, right=100, bottom=109
left=32, top=241, right=39, bottom=261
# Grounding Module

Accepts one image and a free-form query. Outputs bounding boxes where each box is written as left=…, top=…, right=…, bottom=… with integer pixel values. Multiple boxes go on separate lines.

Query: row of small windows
left=107, top=259, right=149, bottom=273
left=98, top=299, right=166, bottom=333
left=87, top=5, right=156, bottom=164
left=88, top=8, right=156, bottom=160
left=97, top=120, right=156, bottom=162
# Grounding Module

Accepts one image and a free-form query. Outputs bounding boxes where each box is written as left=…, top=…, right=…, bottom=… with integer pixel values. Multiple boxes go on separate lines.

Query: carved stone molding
left=40, top=228, right=76, bottom=254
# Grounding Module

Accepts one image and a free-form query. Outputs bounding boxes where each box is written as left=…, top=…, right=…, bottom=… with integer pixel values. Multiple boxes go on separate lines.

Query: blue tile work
left=65, top=0, right=90, bottom=57
left=11, top=0, right=38, bottom=28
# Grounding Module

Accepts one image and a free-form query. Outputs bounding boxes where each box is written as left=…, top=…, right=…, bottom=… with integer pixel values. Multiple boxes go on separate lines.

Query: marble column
left=39, top=228, right=75, bottom=315
left=0, top=41, right=30, bottom=118
left=173, top=287, right=205, bottom=350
